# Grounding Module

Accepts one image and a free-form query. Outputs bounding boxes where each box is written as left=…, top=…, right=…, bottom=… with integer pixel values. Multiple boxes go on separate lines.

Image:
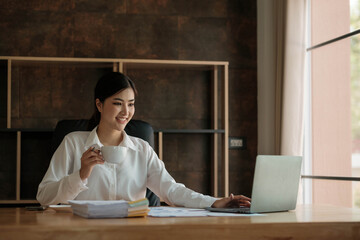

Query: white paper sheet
left=148, top=207, right=264, bottom=217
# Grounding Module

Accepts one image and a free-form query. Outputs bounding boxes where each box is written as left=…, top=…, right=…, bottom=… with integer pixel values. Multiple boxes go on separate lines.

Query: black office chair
left=50, top=119, right=160, bottom=206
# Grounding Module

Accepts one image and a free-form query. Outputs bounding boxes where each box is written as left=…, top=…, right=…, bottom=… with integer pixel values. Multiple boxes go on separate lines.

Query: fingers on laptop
left=229, top=194, right=251, bottom=207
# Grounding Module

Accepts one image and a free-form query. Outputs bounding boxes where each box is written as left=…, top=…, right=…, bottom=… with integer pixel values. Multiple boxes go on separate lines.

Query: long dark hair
left=88, top=72, right=137, bottom=130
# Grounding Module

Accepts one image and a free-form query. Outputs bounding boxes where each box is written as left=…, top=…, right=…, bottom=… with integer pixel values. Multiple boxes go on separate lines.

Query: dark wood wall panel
left=127, top=69, right=211, bottom=129
left=20, top=131, right=53, bottom=199
left=0, top=0, right=257, bottom=197
left=0, top=132, right=17, bottom=200
left=162, top=134, right=212, bottom=195
left=0, top=61, right=7, bottom=127
left=10, top=63, right=113, bottom=128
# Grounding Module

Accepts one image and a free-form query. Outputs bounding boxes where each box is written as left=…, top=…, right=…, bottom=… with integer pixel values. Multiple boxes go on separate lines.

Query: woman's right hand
left=211, top=194, right=251, bottom=208
left=79, top=147, right=104, bottom=181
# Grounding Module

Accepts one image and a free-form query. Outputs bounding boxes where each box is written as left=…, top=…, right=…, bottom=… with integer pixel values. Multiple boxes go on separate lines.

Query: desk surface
left=1, top=205, right=360, bottom=240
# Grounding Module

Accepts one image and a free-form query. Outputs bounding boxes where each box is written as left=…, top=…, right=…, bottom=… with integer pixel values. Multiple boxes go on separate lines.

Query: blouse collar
left=84, top=126, right=139, bottom=152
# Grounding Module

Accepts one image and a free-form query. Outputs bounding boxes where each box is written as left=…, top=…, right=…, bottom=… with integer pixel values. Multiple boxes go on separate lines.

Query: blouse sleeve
left=145, top=144, right=217, bottom=208
left=36, top=135, right=88, bottom=206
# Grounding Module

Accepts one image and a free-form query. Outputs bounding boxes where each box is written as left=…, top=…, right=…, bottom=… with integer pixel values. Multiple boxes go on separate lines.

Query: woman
left=37, top=72, right=251, bottom=208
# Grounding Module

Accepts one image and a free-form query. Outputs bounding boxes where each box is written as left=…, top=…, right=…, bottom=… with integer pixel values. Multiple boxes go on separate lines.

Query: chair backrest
left=51, top=119, right=155, bottom=156
left=50, top=119, right=160, bottom=206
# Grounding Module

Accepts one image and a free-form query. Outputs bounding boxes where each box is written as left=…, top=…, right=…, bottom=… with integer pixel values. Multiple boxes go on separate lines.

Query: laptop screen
left=250, top=155, right=302, bottom=213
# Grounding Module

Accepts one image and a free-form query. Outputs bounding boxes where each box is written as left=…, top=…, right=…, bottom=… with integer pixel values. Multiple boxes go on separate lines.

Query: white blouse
left=36, top=127, right=217, bottom=208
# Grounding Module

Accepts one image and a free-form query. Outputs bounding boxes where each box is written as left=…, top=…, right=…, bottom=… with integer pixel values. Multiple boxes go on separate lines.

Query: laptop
left=206, top=155, right=302, bottom=214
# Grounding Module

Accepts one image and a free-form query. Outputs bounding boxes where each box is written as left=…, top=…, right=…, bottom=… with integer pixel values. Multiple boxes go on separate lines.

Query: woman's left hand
left=211, top=194, right=251, bottom=208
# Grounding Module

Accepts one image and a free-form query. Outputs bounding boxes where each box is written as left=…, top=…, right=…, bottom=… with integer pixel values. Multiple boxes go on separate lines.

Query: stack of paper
left=68, top=198, right=149, bottom=218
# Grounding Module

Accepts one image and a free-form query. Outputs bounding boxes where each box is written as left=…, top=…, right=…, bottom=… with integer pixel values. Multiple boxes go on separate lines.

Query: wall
left=0, top=0, right=257, bottom=197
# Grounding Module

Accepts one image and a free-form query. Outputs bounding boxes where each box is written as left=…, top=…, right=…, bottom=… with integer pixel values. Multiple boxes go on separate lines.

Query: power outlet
left=229, top=137, right=246, bottom=149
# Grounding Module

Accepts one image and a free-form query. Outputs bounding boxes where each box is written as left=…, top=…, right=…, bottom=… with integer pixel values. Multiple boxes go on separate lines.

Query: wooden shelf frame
left=1, top=56, right=229, bottom=203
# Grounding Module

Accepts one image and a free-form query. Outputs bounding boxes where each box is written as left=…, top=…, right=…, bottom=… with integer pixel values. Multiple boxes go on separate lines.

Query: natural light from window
left=305, top=0, right=354, bottom=208
left=351, top=0, right=360, bottom=208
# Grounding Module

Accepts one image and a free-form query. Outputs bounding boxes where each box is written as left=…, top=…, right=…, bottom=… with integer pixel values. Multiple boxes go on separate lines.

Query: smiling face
left=96, top=87, right=135, bottom=133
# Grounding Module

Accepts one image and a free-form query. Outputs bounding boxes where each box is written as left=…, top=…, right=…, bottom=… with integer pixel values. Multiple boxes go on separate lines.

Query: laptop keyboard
left=205, top=207, right=251, bottom=214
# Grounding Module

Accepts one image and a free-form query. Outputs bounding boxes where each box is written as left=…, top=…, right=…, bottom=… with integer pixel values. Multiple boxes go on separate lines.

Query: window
left=303, top=0, right=360, bottom=207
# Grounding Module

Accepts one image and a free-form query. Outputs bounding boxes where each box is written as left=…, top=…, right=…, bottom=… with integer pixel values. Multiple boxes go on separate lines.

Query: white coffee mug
left=101, top=146, right=128, bottom=164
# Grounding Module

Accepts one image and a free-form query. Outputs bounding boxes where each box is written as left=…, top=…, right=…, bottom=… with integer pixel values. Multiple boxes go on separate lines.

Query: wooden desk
left=1, top=205, right=360, bottom=240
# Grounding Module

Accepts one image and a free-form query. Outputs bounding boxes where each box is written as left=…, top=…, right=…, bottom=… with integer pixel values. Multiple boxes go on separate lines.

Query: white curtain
left=258, top=0, right=307, bottom=204
left=274, top=0, right=307, bottom=156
